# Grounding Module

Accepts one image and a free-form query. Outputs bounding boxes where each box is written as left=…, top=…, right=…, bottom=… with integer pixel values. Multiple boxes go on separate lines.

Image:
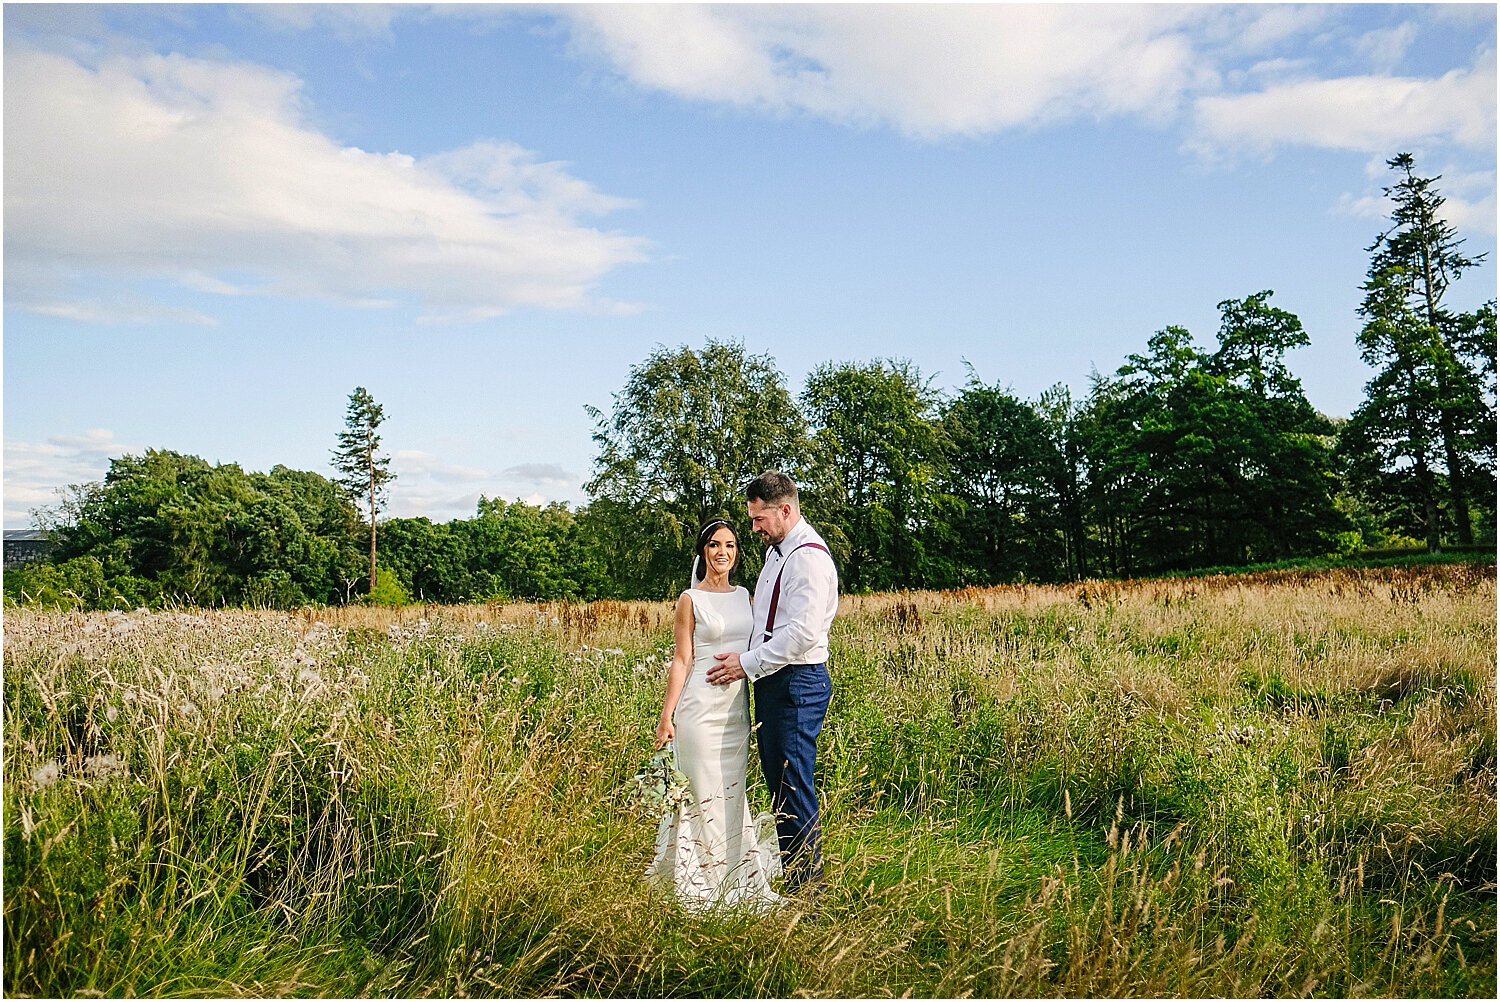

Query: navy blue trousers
left=753, top=662, right=831, bottom=892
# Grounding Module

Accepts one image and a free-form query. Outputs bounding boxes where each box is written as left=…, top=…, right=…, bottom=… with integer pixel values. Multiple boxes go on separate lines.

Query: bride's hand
left=654, top=717, right=674, bottom=749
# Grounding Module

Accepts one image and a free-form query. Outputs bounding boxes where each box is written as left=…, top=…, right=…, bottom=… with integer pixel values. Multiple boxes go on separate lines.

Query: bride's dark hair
left=694, top=519, right=742, bottom=582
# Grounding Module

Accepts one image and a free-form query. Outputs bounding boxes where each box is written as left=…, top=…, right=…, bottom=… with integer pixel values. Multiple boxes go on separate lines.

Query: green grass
left=4, top=566, right=1495, bottom=997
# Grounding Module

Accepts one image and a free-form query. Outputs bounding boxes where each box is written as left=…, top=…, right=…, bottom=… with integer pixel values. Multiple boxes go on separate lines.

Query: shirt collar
left=771, top=517, right=810, bottom=557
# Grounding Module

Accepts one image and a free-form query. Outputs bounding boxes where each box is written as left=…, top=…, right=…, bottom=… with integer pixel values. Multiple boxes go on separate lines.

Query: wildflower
left=83, top=753, right=128, bottom=780
left=297, top=667, right=324, bottom=688
left=105, top=705, right=119, bottom=722
left=33, top=761, right=61, bottom=787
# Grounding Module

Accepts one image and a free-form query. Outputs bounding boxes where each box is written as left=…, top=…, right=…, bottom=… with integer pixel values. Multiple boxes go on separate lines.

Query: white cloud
left=2, top=429, right=139, bottom=527
left=1352, top=23, right=1419, bottom=72
left=20, top=294, right=219, bottom=327
left=502, top=463, right=577, bottom=490
left=1189, top=54, right=1496, bottom=156
left=387, top=487, right=555, bottom=525
left=1437, top=188, right=1498, bottom=237
left=391, top=450, right=492, bottom=485
left=385, top=451, right=584, bottom=522
left=563, top=4, right=1211, bottom=139
left=1335, top=164, right=1498, bottom=237
left=1334, top=192, right=1390, bottom=222
left=1215, top=5, right=1332, bottom=54
left=3, top=46, right=650, bottom=324
left=247, top=3, right=404, bottom=42
left=1244, top=57, right=1315, bottom=80
left=1429, top=5, right=1500, bottom=30
left=4, top=7, right=1490, bottom=330
left=558, top=3, right=1493, bottom=187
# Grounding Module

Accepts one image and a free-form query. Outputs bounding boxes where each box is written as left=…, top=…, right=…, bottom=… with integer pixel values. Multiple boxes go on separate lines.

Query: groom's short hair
left=746, top=470, right=798, bottom=507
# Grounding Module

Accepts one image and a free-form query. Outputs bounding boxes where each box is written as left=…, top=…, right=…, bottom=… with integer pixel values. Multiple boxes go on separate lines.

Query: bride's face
left=703, top=527, right=738, bottom=577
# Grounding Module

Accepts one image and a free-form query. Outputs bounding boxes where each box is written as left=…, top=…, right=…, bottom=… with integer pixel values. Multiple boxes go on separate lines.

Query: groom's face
left=747, top=499, right=793, bottom=546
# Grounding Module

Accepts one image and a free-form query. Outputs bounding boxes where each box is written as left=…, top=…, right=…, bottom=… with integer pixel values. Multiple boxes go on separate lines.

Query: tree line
left=5, top=154, right=1494, bottom=609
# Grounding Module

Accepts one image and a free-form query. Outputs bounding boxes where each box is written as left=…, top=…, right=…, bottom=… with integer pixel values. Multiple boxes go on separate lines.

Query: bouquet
left=623, top=744, right=692, bottom=817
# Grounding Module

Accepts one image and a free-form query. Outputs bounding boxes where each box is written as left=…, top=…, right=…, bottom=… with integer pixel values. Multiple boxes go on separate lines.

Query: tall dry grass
left=3, top=563, right=1494, bottom=997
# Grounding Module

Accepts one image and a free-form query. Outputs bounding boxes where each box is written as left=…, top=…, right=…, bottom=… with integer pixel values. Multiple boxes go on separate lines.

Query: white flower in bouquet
left=622, top=745, right=692, bottom=817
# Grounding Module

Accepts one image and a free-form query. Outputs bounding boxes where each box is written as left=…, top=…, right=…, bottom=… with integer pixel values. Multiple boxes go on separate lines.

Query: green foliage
left=1212, top=290, right=1346, bottom=559
left=365, top=567, right=412, bottom=606
left=584, top=339, right=808, bottom=598
left=379, top=498, right=609, bottom=603
left=3, top=555, right=121, bottom=610
left=938, top=370, right=1067, bottom=586
left=11, top=449, right=365, bottom=610
left=1339, top=153, right=1497, bottom=550
left=1081, top=304, right=1346, bottom=577
left=331, top=387, right=395, bottom=508
left=1332, top=531, right=1364, bottom=557
left=801, top=358, right=950, bottom=592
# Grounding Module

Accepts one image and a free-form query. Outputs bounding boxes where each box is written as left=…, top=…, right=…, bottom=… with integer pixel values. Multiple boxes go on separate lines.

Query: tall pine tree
left=1343, top=154, right=1496, bottom=548
left=331, top=387, right=395, bottom=591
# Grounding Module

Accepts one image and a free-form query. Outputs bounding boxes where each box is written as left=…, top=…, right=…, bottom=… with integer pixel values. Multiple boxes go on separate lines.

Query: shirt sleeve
left=740, top=552, right=836, bottom=680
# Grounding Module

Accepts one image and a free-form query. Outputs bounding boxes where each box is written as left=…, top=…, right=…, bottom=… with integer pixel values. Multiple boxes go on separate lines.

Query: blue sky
left=4, top=2, right=1496, bottom=528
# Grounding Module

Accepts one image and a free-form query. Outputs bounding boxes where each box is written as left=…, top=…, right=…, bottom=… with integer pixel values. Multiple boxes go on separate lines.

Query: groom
left=707, top=470, right=838, bottom=895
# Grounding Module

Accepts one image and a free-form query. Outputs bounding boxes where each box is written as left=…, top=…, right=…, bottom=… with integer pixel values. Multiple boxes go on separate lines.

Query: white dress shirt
left=740, top=517, right=838, bottom=681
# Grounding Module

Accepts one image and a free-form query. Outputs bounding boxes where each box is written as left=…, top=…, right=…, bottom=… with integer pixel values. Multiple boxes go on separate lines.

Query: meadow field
left=3, top=563, right=1495, bottom=998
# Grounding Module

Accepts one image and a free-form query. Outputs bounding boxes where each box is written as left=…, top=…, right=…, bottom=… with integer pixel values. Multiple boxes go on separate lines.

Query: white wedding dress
left=646, top=585, right=784, bottom=913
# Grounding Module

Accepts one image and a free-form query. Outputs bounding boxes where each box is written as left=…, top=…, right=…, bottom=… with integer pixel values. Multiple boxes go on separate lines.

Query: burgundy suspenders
left=761, top=542, right=830, bottom=642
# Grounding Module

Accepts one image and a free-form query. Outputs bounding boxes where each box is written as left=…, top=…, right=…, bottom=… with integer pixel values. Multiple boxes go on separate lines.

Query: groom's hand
left=707, top=652, right=746, bottom=686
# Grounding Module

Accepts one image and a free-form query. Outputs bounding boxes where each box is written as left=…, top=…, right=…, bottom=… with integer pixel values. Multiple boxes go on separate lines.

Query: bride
left=646, top=518, right=784, bottom=913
